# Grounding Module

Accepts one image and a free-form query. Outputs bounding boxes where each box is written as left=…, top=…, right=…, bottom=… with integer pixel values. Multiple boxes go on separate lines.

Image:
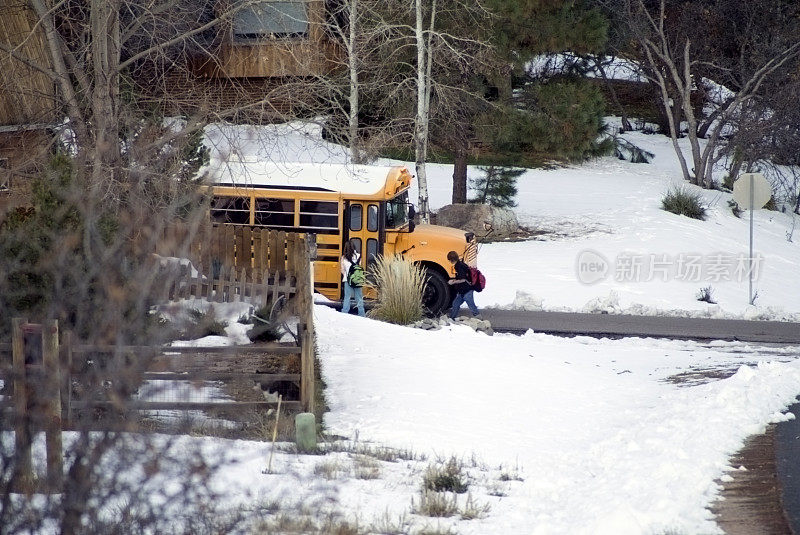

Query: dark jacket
left=452, top=260, right=473, bottom=295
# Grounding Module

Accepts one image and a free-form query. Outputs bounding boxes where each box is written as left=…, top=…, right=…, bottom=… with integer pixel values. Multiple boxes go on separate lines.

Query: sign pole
left=733, top=172, right=770, bottom=307
left=749, top=177, right=754, bottom=305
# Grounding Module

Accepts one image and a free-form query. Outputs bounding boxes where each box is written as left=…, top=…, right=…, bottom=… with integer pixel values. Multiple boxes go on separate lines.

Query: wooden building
left=197, top=0, right=340, bottom=78
left=0, top=0, right=344, bottom=214
left=161, top=0, right=343, bottom=119
left=0, top=1, right=57, bottom=213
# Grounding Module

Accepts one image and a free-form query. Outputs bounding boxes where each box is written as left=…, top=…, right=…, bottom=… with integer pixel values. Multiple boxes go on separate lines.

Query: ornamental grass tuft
left=368, top=254, right=425, bottom=325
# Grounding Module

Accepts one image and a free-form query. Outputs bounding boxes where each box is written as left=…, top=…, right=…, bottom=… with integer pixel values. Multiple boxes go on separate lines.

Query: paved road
left=479, top=309, right=800, bottom=344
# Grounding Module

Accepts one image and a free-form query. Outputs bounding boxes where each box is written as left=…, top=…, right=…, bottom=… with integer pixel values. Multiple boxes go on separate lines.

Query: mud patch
left=709, top=426, right=792, bottom=535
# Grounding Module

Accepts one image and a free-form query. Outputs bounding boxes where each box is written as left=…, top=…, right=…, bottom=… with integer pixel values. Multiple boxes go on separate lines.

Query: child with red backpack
left=446, top=250, right=482, bottom=320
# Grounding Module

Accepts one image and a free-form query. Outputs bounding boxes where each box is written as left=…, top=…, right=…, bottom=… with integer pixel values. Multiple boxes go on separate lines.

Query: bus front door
left=345, top=201, right=382, bottom=296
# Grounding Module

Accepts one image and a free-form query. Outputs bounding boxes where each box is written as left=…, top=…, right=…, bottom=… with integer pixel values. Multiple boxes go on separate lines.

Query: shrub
left=661, top=186, right=707, bottom=220
left=368, top=255, right=425, bottom=325
left=185, top=306, right=227, bottom=338
left=696, top=286, right=716, bottom=304
left=423, top=457, right=468, bottom=494
left=413, top=491, right=459, bottom=518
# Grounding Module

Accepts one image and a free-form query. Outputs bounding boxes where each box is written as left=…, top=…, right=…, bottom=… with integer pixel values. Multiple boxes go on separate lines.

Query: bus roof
left=206, top=161, right=412, bottom=197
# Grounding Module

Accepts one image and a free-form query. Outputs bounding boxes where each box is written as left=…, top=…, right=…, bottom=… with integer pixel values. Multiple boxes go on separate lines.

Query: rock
left=409, top=314, right=492, bottom=335
left=434, top=204, right=519, bottom=241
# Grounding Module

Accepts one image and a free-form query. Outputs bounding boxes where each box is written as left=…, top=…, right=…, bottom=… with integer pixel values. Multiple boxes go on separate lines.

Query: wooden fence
left=143, top=223, right=314, bottom=277
left=0, top=315, right=316, bottom=491
left=161, top=262, right=296, bottom=309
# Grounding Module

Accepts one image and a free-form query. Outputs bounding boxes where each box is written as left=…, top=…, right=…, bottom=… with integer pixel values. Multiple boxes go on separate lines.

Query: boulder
left=434, top=204, right=519, bottom=241
left=408, top=315, right=494, bottom=335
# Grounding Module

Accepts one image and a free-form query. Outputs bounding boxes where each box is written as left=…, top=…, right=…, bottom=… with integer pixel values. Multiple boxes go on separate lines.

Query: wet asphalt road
left=480, top=308, right=800, bottom=344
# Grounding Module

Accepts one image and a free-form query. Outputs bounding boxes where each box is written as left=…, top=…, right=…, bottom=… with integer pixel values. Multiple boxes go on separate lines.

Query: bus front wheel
left=422, top=268, right=452, bottom=316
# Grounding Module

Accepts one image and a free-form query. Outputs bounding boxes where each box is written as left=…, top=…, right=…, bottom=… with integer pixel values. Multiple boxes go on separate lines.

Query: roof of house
left=205, top=160, right=410, bottom=196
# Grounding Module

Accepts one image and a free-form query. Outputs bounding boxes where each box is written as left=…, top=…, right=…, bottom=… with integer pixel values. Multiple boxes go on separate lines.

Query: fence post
left=11, top=317, right=33, bottom=489
left=298, top=237, right=316, bottom=413
left=62, top=330, right=73, bottom=423
left=42, top=319, right=63, bottom=492
left=300, top=323, right=315, bottom=413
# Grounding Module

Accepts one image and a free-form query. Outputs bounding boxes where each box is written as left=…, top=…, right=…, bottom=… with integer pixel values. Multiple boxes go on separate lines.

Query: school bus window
left=211, top=196, right=250, bottom=224
left=254, top=198, right=294, bottom=227
left=386, top=192, right=409, bottom=229
left=351, top=237, right=362, bottom=258
left=301, top=200, right=337, bottom=214
left=367, top=238, right=378, bottom=264
left=349, top=204, right=362, bottom=231
left=367, top=204, right=378, bottom=232
left=299, top=200, right=338, bottom=230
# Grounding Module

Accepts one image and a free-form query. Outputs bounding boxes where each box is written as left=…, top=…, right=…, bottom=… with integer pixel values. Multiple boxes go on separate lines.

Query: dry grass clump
left=423, top=457, right=469, bottom=493
left=368, top=254, right=425, bottom=325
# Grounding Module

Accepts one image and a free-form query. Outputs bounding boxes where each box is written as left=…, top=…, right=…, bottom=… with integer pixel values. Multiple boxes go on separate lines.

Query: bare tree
left=621, top=0, right=800, bottom=188
left=0, top=1, right=289, bottom=532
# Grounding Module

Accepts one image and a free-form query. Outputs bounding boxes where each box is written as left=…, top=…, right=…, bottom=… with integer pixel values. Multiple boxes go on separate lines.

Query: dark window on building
left=349, top=204, right=362, bottom=232
left=299, top=200, right=338, bottom=230
left=367, top=204, right=379, bottom=232
left=233, top=1, right=309, bottom=41
left=211, top=196, right=250, bottom=225
left=254, top=198, right=294, bottom=227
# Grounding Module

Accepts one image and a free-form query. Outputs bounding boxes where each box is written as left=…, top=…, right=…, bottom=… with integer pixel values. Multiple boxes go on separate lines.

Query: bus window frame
left=298, top=199, right=339, bottom=232
left=211, top=195, right=252, bottom=225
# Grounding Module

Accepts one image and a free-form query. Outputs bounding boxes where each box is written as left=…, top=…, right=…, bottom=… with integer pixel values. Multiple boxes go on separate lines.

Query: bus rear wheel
left=422, top=268, right=452, bottom=316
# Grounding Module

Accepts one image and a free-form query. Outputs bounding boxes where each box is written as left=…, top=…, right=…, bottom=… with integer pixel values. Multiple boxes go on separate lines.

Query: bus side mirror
left=408, top=204, right=416, bottom=233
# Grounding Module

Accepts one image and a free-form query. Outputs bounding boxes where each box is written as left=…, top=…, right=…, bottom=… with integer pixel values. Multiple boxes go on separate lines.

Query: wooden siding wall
left=200, top=0, right=343, bottom=78
left=0, top=3, right=56, bottom=126
left=155, top=75, right=305, bottom=122
left=0, top=129, right=53, bottom=215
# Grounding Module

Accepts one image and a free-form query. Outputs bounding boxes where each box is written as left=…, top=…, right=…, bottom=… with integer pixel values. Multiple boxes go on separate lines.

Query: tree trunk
left=414, top=0, right=431, bottom=222
left=452, top=142, right=467, bottom=204
left=728, top=149, right=744, bottom=185
left=90, top=0, right=121, bottom=186
left=347, top=0, right=361, bottom=163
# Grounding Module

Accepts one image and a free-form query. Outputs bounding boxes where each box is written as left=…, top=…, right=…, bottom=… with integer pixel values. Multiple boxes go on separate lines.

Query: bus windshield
left=386, top=192, right=410, bottom=229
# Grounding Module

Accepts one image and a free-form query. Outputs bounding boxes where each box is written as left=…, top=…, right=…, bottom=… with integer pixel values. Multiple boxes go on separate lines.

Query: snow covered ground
left=314, top=306, right=800, bottom=534
left=4, top=96, right=800, bottom=534
left=62, top=306, right=796, bottom=534
left=167, top=121, right=800, bottom=534
left=8, top=121, right=790, bottom=534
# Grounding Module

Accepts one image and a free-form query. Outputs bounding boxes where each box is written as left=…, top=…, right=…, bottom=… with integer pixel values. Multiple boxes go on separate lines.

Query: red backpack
left=468, top=266, right=486, bottom=292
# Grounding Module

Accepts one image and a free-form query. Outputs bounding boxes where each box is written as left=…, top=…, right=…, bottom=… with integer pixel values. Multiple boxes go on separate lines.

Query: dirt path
left=710, top=425, right=793, bottom=535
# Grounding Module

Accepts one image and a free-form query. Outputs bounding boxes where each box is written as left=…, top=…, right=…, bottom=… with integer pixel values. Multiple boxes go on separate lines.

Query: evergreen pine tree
left=483, top=0, right=611, bottom=163
left=470, top=165, right=523, bottom=208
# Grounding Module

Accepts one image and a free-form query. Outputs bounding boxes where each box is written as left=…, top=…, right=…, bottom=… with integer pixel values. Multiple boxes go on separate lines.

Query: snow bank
left=315, top=306, right=800, bottom=534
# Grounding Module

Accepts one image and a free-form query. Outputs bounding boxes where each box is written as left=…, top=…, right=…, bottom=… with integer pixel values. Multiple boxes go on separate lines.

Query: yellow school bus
left=206, top=162, right=477, bottom=313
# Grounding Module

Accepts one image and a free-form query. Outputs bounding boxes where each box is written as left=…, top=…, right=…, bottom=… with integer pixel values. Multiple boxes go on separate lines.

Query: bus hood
left=413, top=223, right=470, bottom=242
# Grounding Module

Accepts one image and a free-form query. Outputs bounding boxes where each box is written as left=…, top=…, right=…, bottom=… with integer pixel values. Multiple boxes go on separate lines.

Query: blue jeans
left=450, top=290, right=478, bottom=319
left=342, top=283, right=365, bottom=317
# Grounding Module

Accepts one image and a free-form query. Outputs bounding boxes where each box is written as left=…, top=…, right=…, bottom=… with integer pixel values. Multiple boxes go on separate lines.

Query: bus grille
left=464, top=241, right=478, bottom=267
